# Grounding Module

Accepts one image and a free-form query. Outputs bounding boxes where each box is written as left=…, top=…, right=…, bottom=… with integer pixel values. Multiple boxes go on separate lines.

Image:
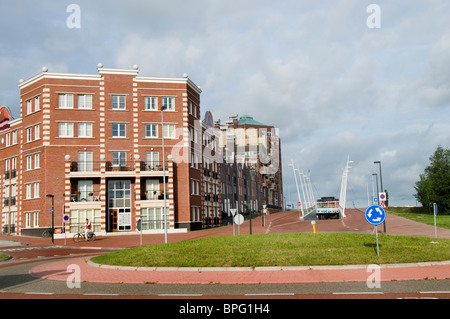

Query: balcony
left=69, top=161, right=169, bottom=177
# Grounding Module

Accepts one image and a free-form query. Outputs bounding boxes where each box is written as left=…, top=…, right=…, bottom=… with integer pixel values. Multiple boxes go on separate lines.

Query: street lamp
left=161, top=104, right=168, bottom=244
left=288, top=160, right=304, bottom=218
left=46, top=194, right=54, bottom=245
left=374, top=160, right=386, bottom=233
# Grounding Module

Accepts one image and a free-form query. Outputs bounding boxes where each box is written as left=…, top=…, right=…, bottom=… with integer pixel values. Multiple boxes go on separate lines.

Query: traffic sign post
left=230, top=209, right=237, bottom=236
left=365, top=205, right=386, bottom=256
left=137, top=219, right=142, bottom=246
left=234, top=214, right=244, bottom=236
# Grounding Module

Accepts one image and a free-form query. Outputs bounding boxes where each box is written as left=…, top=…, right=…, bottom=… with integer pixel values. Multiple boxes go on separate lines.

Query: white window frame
left=78, top=151, right=93, bottom=172
left=59, top=122, right=74, bottom=137
left=163, top=124, right=176, bottom=138
left=144, top=96, right=158, bottom=110
left=78, top=94, right=93, bottom=109
left=145, top=124, right=158, bottom=138
left=112, top=95, right=126, bottom=110
left=78, top=122, right=93, bottom=138
left=112, top=123, right=126, bottom=138
left=59, top=93, right=74, bottom=109
left=162, top=97, right=175, bottom=111
left=112, top=151, right=127, bottom=166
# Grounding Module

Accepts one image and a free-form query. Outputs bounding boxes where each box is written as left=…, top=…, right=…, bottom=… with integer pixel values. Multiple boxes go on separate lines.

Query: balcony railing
left=70, top=161, right=168, bottom=172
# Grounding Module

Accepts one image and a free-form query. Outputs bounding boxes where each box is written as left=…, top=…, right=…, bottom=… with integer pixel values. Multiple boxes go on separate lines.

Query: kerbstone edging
left=86, top=259, right=450, bottom=272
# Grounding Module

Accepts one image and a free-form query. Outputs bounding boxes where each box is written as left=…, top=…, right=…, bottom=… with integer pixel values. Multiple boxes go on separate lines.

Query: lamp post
left=288, top=160, right=304, bottom=218
left=372, top=173, right=379, bottom=203
left=374, top=160, right=386, bottom=233
left=46, top=194, right=54, bottom=245
left=161, top=104, right=168, bottom=244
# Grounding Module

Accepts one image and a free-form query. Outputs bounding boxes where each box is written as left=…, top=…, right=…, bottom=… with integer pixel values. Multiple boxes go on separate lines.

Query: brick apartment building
left=0, top=66, right=282, bottom=236
left=217, top=114, right=283, bottom=216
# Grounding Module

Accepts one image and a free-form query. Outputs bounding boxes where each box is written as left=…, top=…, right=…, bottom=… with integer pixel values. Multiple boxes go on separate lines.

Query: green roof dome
left=237, top=115, right=265, bottom=126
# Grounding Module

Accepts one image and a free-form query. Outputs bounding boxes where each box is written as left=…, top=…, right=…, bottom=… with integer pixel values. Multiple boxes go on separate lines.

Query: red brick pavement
left=2, top=209, right=450, bottom=284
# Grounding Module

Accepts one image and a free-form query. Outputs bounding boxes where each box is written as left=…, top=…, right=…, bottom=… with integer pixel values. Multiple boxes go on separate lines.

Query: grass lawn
left=0, top=253, right=9, bottom=260
left=387, top=207, right=450, bottom=230
left=92, top=233, right=450, bottom=268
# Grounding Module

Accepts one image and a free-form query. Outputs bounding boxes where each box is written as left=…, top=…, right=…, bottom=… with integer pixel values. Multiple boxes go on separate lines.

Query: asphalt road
left=1, top=209, right=450, bottom=303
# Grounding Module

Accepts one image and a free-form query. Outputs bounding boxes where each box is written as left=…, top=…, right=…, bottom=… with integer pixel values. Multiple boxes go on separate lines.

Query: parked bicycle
left=73, top=229, right=96, bottom=242
left=41, top=228, right=53, bottom=238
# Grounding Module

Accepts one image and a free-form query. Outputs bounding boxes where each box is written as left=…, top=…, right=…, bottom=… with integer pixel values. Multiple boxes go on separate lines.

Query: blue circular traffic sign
left=364, top=205, right=386, bottom=226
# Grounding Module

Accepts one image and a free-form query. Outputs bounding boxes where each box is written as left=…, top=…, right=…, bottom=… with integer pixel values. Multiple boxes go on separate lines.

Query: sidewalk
left=2, top=209, right=450, bottom=284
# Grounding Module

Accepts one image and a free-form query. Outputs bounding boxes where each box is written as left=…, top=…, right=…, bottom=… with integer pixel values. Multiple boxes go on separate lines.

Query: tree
left=414, top=146, right=450, bottom=213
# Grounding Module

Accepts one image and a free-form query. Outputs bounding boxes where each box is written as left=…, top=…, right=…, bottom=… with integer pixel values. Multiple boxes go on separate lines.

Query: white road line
left=245, top=292, right=295, bottom=296
left=24, top=292, right=54, bottom=295
left=158, top=294, right=203, bottom=297
left=83, top=293, right=120, bottom=296
left=333, top=292, right=384, bottom=295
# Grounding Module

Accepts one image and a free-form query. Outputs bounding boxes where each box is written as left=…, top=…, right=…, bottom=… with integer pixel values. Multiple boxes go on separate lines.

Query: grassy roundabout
left=92, top=233, right=450, bottom=268
left=0, top=253, right=9, bottom=261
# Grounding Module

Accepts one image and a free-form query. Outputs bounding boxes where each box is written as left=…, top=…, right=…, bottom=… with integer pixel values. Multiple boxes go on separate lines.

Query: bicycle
left=41, top=228, right=53, bottom=238
left=73, top=229, right=96, bottom=242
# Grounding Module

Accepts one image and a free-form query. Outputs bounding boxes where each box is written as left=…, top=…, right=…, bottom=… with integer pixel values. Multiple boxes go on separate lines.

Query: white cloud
left=1, top=0, right=449, bottom=208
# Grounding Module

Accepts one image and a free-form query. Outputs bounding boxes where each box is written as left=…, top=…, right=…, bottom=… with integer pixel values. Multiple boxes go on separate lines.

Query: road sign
left=365, top=205, right=386, bottom=226
left=297, top=201, right=301, bottom=207
left=137, top=219, right=142, bottom=231
left=380, top=201, right=387, bottom=209
left=379, top=192, right=386, bottom=202
left=234, top=214, right=244, bottom=225
left=63, top=214, right=70, bottom=223
left=229, top=209, right=237, bottom=217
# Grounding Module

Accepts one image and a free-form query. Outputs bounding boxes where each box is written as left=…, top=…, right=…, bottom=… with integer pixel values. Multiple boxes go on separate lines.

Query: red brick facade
left=0, top=66, right=219, bottom=235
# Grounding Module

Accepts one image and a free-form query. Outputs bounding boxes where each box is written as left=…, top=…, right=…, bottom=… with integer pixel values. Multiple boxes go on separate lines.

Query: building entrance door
left=108, top=180, right=132, bottom=231
left=109, top=209, right=118, bottom=232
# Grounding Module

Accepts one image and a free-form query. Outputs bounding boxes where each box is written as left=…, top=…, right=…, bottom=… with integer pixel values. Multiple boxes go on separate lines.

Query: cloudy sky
left=1, top=0, right=449, bottom=207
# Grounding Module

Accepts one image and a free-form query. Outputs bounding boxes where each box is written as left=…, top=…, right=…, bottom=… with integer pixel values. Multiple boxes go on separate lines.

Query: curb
left=87, top=259, right=450, bottom=272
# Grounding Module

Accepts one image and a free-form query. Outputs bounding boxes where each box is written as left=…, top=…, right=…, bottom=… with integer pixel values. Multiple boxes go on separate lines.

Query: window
left=78, top=151, right=93, bottom=172
left=145, top=151, right=159, bottom=170
left=112, top=123, right=126, bottom=138
left=163, top=124, right=176, bottom=138
left=26, top=127, right=33, bottom=142
left=78, top=94, right=93, bottom=109
left=33, top=182, right=39, bottom=198
left=145, top=124, right=158, bottom=138
left=144, top=96, right=158, bottom=110
left=26, top=213, right=31, bottom=228
left=112, top=95, right=126, bottom=109
left=34, top=96, right=40, bottom=112
left=78, top=123, right=93, bottom=138
left=59, top=122, right=74, bottom=137
left=5, top=133, right=10, bottom=147
left=26, top=155, right=32, bottom=171
left=162, top=97, right=175, bottom=111
left=140, top=207, right=169, bottom=230
left=34, top=153, right=40, bottom=169
left=27, top=99, right=33, bottom=115
left=12, top=130, right=17, bottom=145
left=59, top=94, right=74, bottom=108
left=78, top=180, right=93, bottom=201
left=26, top=184, right=32, bottom=199
left=34, top=124, right=40, bottom=140
left=34, top=212, right=39, bottom=227
left=112, top=151, right=126, bottom=166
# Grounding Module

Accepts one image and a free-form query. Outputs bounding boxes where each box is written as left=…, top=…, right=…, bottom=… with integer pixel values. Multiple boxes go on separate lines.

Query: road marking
left=333, top=292, right=384, bottom=295
left=83, top=293, right=120, bottom=296
left=158, top=294, right=203, bottom=297
left=24, top=292, right=54, bottom=295
left=245, top=292, right=295, bottom=296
